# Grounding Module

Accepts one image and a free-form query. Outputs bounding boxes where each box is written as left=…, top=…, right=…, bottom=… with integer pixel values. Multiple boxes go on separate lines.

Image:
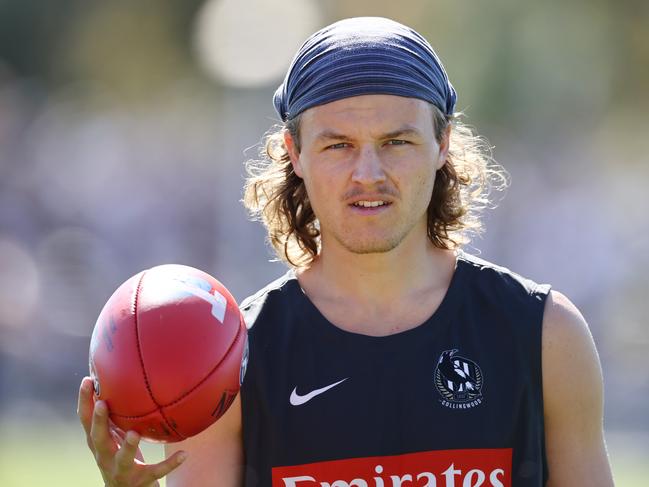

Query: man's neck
left=295, top=235, right=457, bottom=335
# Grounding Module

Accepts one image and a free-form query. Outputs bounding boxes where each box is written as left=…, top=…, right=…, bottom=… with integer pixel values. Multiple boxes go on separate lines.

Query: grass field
left=0, top=420, right=646, bottom=486
left=0, top=420, right=167, bottom=487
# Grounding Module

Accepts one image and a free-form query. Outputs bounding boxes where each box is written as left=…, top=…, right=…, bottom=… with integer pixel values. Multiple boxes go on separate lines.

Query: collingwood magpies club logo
left=435, top=349, right=483, bottom=409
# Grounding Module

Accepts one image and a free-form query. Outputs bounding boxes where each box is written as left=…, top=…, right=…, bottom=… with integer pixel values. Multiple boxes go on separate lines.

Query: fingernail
left=126, top=431, right=139, bottom=446
left=95, top=401, right=106, bottom=415
left=177, top=452, right=188, bottom=464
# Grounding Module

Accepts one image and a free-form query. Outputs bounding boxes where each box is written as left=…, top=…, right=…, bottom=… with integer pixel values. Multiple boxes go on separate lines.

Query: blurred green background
left=1, top=0, right=647, bottom=485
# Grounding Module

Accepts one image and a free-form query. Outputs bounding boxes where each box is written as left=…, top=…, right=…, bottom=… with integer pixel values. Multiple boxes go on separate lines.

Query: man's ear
left=284, top=131, right=303, bottom=178
left=436, top=124, right=451, bottom=170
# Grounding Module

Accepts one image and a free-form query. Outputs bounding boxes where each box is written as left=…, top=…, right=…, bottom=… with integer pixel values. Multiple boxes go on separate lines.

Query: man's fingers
left=77, top=377, right=94, bottom=437
left=111, top=429, right=124, bottom=448
left=90, top=400, right=115, bottom=458
left=110, top=422, right=127, bottom=440
left=148, top=450, right=188, bottom=480
left=114, top=431, right=140, bottom=471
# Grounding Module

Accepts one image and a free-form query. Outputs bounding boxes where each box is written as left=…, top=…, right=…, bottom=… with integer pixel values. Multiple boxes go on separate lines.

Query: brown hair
left=243, top=104, right=508, bottom=267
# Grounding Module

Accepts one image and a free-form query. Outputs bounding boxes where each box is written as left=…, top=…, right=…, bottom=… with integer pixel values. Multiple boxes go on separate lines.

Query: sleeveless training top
left=239, top=253, right=551, bottom=487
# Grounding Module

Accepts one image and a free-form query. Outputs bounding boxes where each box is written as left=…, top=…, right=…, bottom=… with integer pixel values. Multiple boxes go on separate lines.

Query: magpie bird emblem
left=435, top=349, right=483, bottom=405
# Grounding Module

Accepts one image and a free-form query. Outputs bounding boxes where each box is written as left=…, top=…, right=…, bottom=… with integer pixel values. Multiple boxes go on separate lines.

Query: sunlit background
left=1, top=0, right=647, bottom=485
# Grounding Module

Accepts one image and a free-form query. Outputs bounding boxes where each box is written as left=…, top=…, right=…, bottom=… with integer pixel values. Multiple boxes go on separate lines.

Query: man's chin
left=339, top=238, right=402, bottom=255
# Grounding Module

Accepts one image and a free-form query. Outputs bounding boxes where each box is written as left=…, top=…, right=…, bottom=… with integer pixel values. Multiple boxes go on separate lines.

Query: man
left=78, top=17, right=615, bottom=487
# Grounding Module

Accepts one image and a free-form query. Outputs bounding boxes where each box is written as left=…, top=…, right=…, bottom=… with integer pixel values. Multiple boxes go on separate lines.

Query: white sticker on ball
left=189, top=286, right=227, bottom=323
left=172, top=276, right=227, bottom=324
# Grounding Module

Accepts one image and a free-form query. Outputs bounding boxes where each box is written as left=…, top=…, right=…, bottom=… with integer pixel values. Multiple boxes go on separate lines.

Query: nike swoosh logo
left=289, top=378, right=348, bottom=406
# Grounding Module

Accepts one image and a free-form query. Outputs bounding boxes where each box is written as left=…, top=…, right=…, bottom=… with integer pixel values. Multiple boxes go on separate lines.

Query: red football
left=88, top=264, right=248, bottom=442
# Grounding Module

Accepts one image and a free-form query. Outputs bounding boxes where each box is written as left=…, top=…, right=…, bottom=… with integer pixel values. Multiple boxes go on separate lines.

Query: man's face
left=285, top=94, right=449, bottom=255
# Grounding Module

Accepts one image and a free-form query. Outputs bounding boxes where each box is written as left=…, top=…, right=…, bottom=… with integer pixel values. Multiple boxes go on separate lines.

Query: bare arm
left=165, top=395, right=243, bottom=487
left=542, top=290, right=614, bottom=486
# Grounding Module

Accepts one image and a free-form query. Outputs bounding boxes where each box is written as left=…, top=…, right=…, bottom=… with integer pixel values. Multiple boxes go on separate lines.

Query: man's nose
left=351, top=145, right=386, bottom=185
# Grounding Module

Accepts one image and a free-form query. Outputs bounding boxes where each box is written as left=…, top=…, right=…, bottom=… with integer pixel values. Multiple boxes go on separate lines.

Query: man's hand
left=77, top=376, right=187, bottom=487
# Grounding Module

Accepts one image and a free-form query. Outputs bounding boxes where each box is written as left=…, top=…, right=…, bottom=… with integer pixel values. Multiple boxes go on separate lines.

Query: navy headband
left=273, top=17, right=457, bottom=121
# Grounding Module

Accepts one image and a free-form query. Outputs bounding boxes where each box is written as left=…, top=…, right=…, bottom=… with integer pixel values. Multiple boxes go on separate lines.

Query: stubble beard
left=336, top=231, right=403, bottom=254
left=328, top=218, right=418, bottom=255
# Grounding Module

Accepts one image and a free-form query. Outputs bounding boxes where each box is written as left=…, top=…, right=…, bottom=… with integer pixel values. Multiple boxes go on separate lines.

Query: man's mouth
left=351, top=200, right=389, bottom=208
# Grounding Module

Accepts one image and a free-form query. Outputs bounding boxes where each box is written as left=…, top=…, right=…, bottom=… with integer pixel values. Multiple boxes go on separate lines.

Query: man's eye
left=386, top=139, right=409, bottom=146
left=327, top=143, right=349, bottom=150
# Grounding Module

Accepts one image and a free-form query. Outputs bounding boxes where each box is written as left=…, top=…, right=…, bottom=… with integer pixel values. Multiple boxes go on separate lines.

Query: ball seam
left=133, top=270, right=156, bottom=406
left=133, top=269, right=183, bottom=439
left=158, top=318, right=244, bottom=409
left=110, top=316, right=245, bottom=420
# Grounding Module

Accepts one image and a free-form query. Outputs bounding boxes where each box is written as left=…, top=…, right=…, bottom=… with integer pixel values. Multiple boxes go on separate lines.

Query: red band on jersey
left=272, top=448, right=512, bottom=487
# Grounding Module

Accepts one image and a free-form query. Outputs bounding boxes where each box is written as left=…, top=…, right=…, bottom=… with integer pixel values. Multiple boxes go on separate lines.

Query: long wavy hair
left=243, top=104, right=508, bottom=267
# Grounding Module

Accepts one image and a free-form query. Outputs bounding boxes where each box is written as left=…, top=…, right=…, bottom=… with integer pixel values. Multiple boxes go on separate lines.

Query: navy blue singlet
left=239, top=253, right=550, bottom=487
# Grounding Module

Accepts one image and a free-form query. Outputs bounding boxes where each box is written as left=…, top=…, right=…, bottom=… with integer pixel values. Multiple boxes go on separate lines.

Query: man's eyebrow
left=313, top=130, right=354, bottom=142
left=381, top=126, right=424, bottom=139
left=313, top=125, right=424, bottom=142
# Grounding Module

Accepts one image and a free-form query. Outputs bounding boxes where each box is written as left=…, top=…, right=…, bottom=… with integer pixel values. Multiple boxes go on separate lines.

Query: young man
left=78, top=17, right=615, bottom=487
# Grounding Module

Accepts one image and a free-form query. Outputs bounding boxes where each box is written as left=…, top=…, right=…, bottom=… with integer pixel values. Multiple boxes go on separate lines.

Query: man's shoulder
left=458, top=252, right=551, bottom=349
left=239, top=269, right=298, bottom=330
left=458, top=251, right=551, bottom=300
